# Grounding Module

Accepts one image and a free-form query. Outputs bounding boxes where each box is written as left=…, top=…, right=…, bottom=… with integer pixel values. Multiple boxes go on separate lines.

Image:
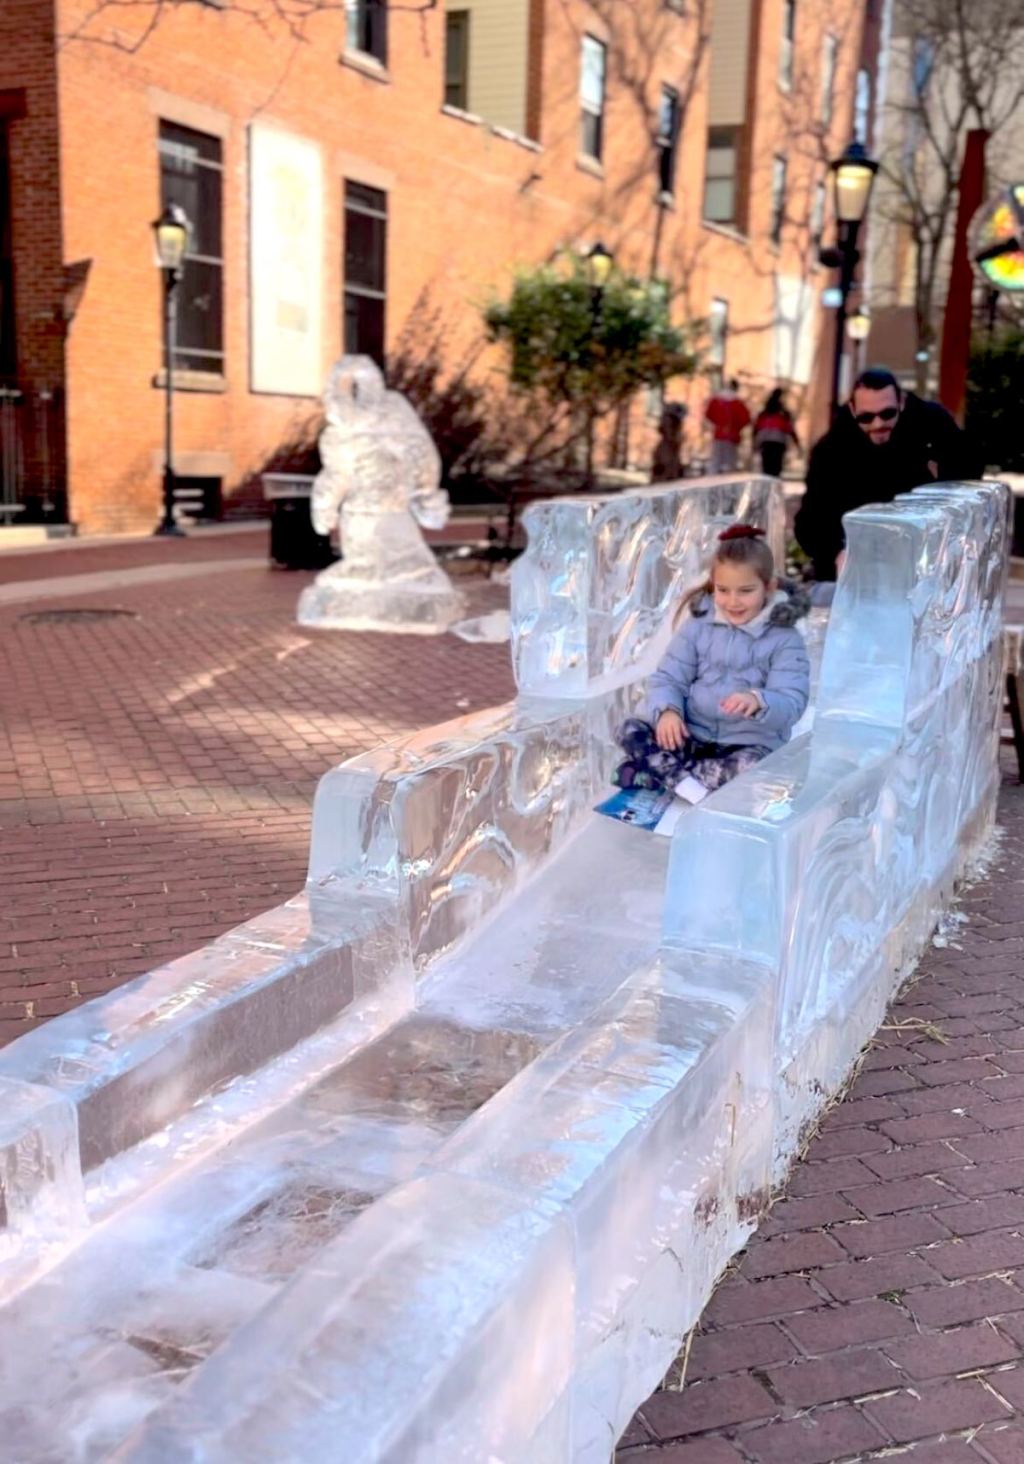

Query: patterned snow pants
left=613, top=717, right=772, bottom=795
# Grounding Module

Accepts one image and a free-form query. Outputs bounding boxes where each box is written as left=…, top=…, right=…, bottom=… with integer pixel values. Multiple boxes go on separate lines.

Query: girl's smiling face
left=712, top=559, right=773, bottom=625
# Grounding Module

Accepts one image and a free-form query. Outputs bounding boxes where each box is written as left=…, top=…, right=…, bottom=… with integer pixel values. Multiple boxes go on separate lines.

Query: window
left=344, top=181, right=387, bottom=367
left=770, top=155, right=787, bottom=245
left=0, top=125, right=14, bottom=380
left=580, top=35, right=607, bottom=161
left=811, top=178, right=826, bottom=247
left=898, top=237, right=918, bottom=308
left=912, top=37, right=935, bottom=98
left=708, top=298, right=729, bottom=370
left=657, top=86, right=680, bottom=197
left=854, top=67, right=872, bottom=144
left=158, top=121, right=224, bottom=375
left=704, top=126, right=739, bottom=225
left=346, top=0, right=387, bottom=64
left=821, top=35, right=839, bottom=127
left=779, top=0, right=795, bottom=89
left=445, top=10, right=470, bottom=109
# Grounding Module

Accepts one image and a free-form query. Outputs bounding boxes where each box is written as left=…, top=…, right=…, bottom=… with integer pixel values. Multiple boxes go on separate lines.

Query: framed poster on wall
left=249, top=123, right=324, bottom=396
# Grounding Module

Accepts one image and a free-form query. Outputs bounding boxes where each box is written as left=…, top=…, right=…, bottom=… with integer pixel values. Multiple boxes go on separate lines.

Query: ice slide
left=0, top=477, right=1009, bottom=1462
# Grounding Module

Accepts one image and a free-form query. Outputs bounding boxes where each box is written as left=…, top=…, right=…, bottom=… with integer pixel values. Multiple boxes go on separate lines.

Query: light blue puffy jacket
left=645, top=584, right=811, bottom=751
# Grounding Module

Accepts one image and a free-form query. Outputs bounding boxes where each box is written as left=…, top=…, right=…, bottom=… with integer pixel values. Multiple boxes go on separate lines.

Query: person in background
left=795, top=366, right=981, bottom=582
left=704, top=378, right=751, bottom=474
left=652, top=402, right=688, bottom=482
left=753, top=387, right=800, bottom=478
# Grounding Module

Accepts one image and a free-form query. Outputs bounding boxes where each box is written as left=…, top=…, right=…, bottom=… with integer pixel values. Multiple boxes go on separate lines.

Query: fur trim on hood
left=690, top=577, right=810, bottom=628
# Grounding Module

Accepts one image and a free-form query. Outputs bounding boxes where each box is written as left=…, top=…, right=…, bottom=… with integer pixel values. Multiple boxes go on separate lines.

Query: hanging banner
left=249, top=123, right=325, bottom=396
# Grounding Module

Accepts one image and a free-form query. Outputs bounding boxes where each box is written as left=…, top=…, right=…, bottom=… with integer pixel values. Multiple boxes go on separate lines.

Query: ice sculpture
left=511, top=476, right=786, bottom=697
left=0, top=476, right=1008, bottom=1464
left=0, top=1079, right=86, bottom=1255
left=297, top=357, right=465, bottom=634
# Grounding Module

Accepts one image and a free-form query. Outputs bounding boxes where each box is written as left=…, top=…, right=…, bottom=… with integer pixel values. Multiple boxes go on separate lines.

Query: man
left=794, top=367, right=980, bottom=581
left=705, top=378, right=751, bottom=475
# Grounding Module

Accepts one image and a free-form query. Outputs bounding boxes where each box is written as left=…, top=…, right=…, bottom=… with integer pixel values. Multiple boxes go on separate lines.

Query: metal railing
left=0, top=383, right=64, bottom=522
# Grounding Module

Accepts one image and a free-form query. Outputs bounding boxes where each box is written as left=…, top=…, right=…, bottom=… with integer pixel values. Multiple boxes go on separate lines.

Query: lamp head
left=585, top=240, right=614, bottom=289
left=152, top=205, right=190, bottom=274
left=847, top=305, right=871, bottom=341
left=830, top=139, right=879, bottom=225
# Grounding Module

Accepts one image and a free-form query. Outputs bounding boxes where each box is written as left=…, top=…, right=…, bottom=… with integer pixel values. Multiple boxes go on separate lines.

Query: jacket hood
left=691, top=577, right=810, bottom=630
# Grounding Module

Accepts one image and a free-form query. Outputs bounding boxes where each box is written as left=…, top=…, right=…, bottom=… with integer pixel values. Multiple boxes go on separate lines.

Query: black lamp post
left=847, top=303, right=871, bottom=375
left=820, top=140, right=878, bottom=420
left=583, top=240, right=614, bottom=489
left=151, top=204, right=191, bottom=537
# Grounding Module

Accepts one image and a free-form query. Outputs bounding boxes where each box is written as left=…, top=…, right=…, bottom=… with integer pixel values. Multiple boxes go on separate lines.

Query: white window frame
left=779, top=0, right=796, bottom=90
left=580, top=35, right=607, bottom=161
left=821, top=34, right=839, bottom=128
left=708, top=297, right=729, bottom=368
left=770, top=155, right=787, bottom=245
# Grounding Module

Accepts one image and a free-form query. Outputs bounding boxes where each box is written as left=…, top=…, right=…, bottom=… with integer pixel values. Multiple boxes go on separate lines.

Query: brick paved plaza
left=0, top=531, right=513, bottom=1043
left=4, top=530, right=1024, bottom=1460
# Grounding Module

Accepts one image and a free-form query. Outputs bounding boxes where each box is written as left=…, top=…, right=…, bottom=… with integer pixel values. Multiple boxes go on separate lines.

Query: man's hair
left=852, top=367, right=901, bottom=397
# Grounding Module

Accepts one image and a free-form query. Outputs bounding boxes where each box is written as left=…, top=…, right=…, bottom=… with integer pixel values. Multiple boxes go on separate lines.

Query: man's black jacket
left=794, top=393, right=981, bottom=580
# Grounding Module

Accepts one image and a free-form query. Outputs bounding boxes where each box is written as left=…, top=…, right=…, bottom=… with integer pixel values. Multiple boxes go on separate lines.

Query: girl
left=614, top=525, right=810, bottom=804
left=753, top=388, right=800, bottom=478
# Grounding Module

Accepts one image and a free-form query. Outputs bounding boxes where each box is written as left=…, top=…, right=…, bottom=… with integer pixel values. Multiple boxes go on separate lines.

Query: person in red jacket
left=704, top=379, right=751, bottom=474
left=753, top=387, right=800, bottom=477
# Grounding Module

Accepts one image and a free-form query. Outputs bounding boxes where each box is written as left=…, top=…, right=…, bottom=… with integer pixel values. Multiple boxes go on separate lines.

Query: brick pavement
left=0, top=524, right=267, bottom=582
left=621, top=763, right=1024, bottom=1462
left=0, top=532, right=513, bottom=1044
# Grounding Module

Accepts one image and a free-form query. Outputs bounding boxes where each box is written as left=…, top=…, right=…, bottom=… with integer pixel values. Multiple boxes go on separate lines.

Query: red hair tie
left=718, top=524, right=766, bottom=542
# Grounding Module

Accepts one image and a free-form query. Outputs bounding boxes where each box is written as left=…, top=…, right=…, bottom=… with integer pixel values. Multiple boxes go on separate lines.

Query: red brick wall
left=40, top=0, right=867, bottom=532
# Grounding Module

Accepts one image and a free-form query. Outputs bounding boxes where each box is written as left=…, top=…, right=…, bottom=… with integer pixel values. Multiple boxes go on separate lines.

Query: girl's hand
left=720, top=691, right=760, bottom=718
left=655, top=710, right=688, bottom=750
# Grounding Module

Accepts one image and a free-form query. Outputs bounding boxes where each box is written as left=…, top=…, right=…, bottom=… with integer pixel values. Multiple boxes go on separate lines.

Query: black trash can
left=268, top=498, right=335, bottom=570
left=262, top=474, right=337, bottom=570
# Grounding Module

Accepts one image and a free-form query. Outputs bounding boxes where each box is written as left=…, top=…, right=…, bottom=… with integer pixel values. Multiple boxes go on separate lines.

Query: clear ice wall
left=0, top=476, right=1008, bottom=1463
left=511, top=476, right=787, bottom=697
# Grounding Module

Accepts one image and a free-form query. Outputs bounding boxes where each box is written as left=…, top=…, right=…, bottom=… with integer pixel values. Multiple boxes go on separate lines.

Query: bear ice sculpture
left=297, top=357, right=465, bottom=634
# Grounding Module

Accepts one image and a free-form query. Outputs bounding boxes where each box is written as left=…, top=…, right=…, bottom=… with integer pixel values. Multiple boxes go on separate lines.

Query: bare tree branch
left=874, top=0, right=1024, bottom=386
left=61, top=0, right=440, bottom=49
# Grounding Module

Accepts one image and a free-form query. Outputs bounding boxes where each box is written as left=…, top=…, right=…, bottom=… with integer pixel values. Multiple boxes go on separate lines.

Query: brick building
left=1, top=0, right=874, bottom=534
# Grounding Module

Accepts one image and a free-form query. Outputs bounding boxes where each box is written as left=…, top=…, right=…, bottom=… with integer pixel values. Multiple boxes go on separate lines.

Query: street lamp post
left=847, top=303, right=871, bottom=375
left=151, top=205, right=191, bottom=538
left=820, top=140, right=878, bottom=420
left=583, top=240, right=614, bottom=490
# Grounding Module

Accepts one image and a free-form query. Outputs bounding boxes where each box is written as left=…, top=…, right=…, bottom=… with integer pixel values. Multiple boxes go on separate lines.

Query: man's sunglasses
left=854, top=406, right=900, bottom=426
